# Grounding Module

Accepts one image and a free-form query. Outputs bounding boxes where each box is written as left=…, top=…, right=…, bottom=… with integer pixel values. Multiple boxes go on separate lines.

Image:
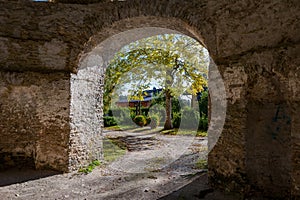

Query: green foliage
left=92, top=160, right=101, bottom=166
left=172, top=112, right=181, bottom=128
left=103, top=138, right=126, bottom=163
left=141, top=107, right=149, bottom=116
left=195, top=159, right=208, bottom=169
left=105, top=109, right=113, bottom=116
left=199, top=90, right=208, bottom=117
left=149, top=114, right=160, bottom=129
left=133, top=115, right=147, bottom=127
left=149, top=104, right=166, bottom=124
left=146, top=116, right=151, bottom=125
left=160, top=128, right=206, bottom=137
left=180, top=107, right=200, bottom=130
left=104, top=125, right=133, bottom=131
left=198, top=117, right=208, bottom=131
left=104, top=34, right=209, bottom=117
left=150, top=93, right=165, bottom=107
left=196, top=131, right=208, bottom=137
left=78, top=160, right=101, bottom=174
left=111, top=107, right=134, bottom=125
left=103, top=116, right=118, bottom=127
left=149, top=93, right=182, bottom=112
left=160, top=129, right=178, bottom=135
left=172, top=98, right=181, bottom=113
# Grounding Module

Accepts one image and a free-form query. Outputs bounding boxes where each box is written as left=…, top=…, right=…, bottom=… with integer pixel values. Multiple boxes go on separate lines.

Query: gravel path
left=0, top=128, right=239, bottom=200
left=104, top=129, right=208, bottom=174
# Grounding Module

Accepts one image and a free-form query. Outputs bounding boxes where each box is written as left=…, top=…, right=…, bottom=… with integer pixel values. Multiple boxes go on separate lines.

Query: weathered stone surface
left=0, top=0, right=299, bottom=198
left=0, top=71, right=70, bottom=171
left=2, top=0, right=298, bottom=73
left=69, top=63, right=104, bottom=171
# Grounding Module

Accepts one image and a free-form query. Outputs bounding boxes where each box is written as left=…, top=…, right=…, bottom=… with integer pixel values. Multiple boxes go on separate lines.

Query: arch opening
left=70, top=23, right=227, bottom=195
left=0, top=1, right=297, bottom=198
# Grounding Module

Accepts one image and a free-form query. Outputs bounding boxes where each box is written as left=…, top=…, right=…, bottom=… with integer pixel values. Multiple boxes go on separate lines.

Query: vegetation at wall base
left=78, top=160, right=101, bottom=174
left=160, top=129, right=207, bottom=137
left=195, top=159, right=208, bottom=169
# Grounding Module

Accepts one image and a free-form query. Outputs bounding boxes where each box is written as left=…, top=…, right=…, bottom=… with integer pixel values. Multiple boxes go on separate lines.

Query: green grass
left=104, top=125, right=135, bottom=131
left=130, top=126, right=164, bottom=134
left=195, top=159, right=208, bottom=169
left=104, top=125, right=163, bottom=135
left=103, top=138, right=127, bottom=163
left=160, top=128, right=207, bottom=137
left=78, top=160, right=101, bottom=174
left=196, top=131, right=208, bottom=137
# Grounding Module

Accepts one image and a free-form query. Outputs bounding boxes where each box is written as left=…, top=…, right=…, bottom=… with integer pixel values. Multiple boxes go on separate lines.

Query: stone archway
left=0, top=1, right=299, bottom=198
left=71, top=19, right=227, bottom=171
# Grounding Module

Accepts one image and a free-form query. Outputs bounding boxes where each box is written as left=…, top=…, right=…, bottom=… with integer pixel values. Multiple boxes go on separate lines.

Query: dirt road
left=0, top=128, right=240, bottom=199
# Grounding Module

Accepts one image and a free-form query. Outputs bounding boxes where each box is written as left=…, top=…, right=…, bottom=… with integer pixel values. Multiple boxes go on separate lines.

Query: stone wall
left=244, top=44, right=299, bottom=197
left=0, top=0, right=299, bottom=198
left=69, top=59, right=104, bottom=171
left=285, top=44, right=300, bottom=197
left=0, top=71, right=70, bottom=171
left=205, top=1, right=300, bottom=198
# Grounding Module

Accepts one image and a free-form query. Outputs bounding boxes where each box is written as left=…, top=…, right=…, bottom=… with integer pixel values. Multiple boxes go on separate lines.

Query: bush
left=198, top=117, right=208, bottom=131
left=141, top=107, right=150, bottom=116
left=133, top=115, right=147, bottom=127
left=149, top=114, right=160, bottom=129
left=146, top=116, right=151, bottom=125
left=172, top=98, right=181, bottom=113
left=180, top=107, right=200, bottom=130
left=103, top=116, right=118, bottom=127
left=111, top=107, right=134, bottom=126
left=198, top=91, right=208, bottom=118
left=172, top=112, right=181, bottom=128
left=149, top=104, right=166, bottom=125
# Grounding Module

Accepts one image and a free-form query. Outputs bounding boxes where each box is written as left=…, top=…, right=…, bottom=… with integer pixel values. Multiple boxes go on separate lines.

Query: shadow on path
left=0, top=167, right=60, bottom=187
left=159, top=173, right=241, bottom=200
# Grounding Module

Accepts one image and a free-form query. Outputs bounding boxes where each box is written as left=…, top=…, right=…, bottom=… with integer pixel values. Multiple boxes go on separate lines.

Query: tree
left=104, top=34, right=209, bottom=130
left=127, top=84, right=149, bottom=115
left=198, top=90, right=208, bottom=118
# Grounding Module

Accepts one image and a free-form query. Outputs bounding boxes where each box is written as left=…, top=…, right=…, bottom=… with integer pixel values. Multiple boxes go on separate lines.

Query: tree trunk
left=164, top=90, right=173, bottom=130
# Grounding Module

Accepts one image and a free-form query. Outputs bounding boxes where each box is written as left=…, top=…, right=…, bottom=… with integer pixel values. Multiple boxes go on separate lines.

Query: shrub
left=133, top=115, right=147, bottom=127
left=172, top=98, right=181, bottom=113
left=146, top=116, right=151, bottom=125
left=104, top=109, right=113, bottom=117
left=103, top=116, right=118, bottom=127
left=198, top=117, right=208, bottom=131
left=141, top=107, right=150, bottom=116
left=149, top=104, right=166, bottom=125
left=130, top=112, right=136, bottom=121
left=111, top=107, right=134, bottom=126
left=149, top=114, right=160, bottom=129
left=180, top=107, right=200, bottom=130
left=172, top=112, right=181, bottom=128
left=198, top=90, right=208, bottom=118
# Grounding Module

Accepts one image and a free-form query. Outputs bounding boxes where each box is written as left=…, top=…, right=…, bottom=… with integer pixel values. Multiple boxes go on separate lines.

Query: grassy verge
left=103, top=138, right=127, bottom=163
left=104, top=125, right=164, bottom=135
left=104, top=125, right=135, bottom=131
left=160, top=129, right=207, bottom=137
